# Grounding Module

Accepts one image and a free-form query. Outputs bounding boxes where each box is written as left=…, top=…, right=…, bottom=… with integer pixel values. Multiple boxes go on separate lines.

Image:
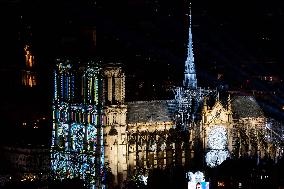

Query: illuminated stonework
left=206, top=150, right=229, bottom=168
left=207, top=126, right=227, bottom=150
left=201, top=97, right=233, bottom=168
left=49, top=6, right=284, bottom=188
left=50, top=60, right=284, bottom=188
left=187, top=171, right=205, bottom=183
left=102, top=7, right=284, bottom=189
left=183, top=9, right=197, bottom=90
left=103, top=65, right=128, bottom=186
left=51, top=59, right=104, bottom=188
left=205, top=126, right=229, bottom=167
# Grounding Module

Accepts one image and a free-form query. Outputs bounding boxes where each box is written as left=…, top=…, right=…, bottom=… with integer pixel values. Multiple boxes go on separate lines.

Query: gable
left=206, top=101, right=229, bottom=124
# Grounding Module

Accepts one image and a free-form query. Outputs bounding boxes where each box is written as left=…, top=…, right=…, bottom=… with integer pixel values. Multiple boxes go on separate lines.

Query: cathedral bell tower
left=103, top=64, right=128, bottom=186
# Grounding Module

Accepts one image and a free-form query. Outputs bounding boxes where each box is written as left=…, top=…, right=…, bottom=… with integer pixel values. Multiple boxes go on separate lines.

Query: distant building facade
left=1, top=146, right=50, bottom=181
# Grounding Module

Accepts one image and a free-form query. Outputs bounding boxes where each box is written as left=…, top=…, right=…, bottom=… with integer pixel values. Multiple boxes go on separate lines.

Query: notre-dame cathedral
left=50, top=8, right=284, bottom=189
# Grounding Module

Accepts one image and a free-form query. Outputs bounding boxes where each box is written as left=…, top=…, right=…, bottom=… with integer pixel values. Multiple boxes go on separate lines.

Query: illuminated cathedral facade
left=51, top=59, right=105, bottom=188
left=50, top=7, right=284, bottom=189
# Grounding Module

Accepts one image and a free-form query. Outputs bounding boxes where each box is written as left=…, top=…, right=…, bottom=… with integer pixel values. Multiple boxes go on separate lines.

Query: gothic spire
left=183, top=2, right=197, bottom=89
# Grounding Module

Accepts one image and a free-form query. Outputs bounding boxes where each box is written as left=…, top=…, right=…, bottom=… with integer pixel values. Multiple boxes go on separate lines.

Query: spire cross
left=189, top=1, right=192, bottom=16
left=186, top=1, right=192, bottom=25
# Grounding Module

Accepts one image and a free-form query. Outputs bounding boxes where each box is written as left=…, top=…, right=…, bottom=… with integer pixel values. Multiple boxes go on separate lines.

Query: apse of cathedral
left=50, top=6, right=284, bottom=189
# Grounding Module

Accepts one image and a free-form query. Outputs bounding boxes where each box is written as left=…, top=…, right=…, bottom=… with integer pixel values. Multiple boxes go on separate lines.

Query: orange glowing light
left=218, top=181, right=225, bottom=187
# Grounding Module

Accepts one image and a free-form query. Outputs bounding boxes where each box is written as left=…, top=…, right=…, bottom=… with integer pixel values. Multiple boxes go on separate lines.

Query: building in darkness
left=0, top=11, right=51, bottom=145
left=49, top=6, right=284, bottom=189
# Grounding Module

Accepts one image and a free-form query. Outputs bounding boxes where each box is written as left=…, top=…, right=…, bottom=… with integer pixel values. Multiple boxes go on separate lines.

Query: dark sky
left=1, top=0, right=284, bottom=97
left=1, top=0, right=284, bottom=79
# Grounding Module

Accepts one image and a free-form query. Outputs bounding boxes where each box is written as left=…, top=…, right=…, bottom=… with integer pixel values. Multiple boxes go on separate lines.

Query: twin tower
left=51, top=59, right=127, bottom=188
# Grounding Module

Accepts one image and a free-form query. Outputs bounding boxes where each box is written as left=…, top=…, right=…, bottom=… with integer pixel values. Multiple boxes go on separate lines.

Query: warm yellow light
left=22, top=71, right=37, bottom=87
left=24, top=45, right=34, bottom=68
left=218, top=181, right=225, bottom=187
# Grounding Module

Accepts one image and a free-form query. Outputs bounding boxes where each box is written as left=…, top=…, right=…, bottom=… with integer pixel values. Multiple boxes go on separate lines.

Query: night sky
left=1, top=1, right=284, bottom=81
left=0, top=0, right=284, bottom=130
